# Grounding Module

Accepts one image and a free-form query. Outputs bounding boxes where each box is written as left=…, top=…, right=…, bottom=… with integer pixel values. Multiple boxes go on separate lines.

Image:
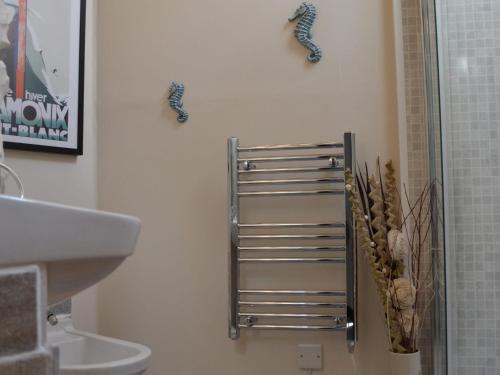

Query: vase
left=388, top=351, right=422, bottom=375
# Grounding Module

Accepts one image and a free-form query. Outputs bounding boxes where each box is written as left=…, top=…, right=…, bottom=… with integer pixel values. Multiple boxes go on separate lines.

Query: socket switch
left=297, top=344, right=322, bottom=370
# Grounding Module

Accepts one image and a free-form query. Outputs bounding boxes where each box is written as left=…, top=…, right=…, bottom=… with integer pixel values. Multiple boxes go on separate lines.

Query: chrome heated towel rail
left=227, top=133, right=357, bottom=352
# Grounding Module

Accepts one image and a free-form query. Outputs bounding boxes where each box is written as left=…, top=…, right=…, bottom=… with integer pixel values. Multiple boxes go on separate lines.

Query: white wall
left=4, top=0, right=98, bottom=333
left=96, top=1, right=400, bottom=374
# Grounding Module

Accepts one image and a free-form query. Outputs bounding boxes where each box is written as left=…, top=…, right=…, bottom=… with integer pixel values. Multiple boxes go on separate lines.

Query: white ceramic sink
left=0, top=195, right=141, bottom=304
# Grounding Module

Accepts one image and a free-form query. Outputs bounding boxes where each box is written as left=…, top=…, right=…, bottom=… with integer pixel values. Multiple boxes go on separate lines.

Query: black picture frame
left=2, top=0, right=86, bottom=155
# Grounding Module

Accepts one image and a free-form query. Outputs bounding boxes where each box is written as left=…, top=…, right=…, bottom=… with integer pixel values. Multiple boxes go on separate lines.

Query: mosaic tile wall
left=401, top=0, right=428, bottom=200
left=439, top=0, right=500, bottom=374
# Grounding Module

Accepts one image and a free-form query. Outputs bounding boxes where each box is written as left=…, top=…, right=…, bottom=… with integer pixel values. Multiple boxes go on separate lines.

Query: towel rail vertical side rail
left=344, top=132, right=357, bottom=352
left=228, top=137, right=240, bottom=340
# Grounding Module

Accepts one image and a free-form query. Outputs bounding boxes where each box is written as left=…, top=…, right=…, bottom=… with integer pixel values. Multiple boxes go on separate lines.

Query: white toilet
left=47, top=315, right=151, bottom=375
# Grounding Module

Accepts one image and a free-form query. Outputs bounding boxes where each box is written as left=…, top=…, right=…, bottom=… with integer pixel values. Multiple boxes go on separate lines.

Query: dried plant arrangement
left=345, top=160, right=435, bottom=354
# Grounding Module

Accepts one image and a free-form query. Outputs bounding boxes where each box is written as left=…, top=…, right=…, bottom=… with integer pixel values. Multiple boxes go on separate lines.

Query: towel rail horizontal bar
left=239, top=290, right=346, bottom=296
left=239, top=324, right=346, bottom=331
left=238, top=246, right=346, bottom=252
left=239, top=167, right=343, bottom=174
left=238, top=142, right=344, bottom=152
left=238, top=223, right=345, bottom=229
left=239, top=190, right=344, bottom=197
left=239, top=258, right=345, bottom=264
left=238, top=155, right=344, bottom=163
left=239, top=313, right=346, bottom=320
left=239, top=301, right=347, bottom=308
left=239, top=234, right=345, bottom=240
left=239, top=178, right=344, bottom=186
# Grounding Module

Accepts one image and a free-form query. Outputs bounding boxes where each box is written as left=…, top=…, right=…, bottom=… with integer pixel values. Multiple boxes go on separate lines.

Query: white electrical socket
left=297, top=344, right=323, bottom=370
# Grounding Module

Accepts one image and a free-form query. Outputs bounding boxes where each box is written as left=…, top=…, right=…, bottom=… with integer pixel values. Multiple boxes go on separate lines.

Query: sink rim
left=0, top=194, right=139, bottom=223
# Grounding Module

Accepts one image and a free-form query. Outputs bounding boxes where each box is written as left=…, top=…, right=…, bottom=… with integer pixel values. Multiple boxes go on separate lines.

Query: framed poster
left=1, top=0, right=86, bottom=155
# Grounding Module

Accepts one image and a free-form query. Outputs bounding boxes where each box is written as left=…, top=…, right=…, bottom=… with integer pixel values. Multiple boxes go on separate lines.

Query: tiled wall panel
left=0, top=270, right=38, bottom=356
left=440, top=1, right=500, bottom=374
left=0, top=266, right=59, bottom=375
left=0, top=350, right=58, bottom=375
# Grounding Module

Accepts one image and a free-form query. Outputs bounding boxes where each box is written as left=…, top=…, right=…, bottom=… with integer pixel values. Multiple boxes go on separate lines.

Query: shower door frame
left=431, top=0, right=462, bottom=373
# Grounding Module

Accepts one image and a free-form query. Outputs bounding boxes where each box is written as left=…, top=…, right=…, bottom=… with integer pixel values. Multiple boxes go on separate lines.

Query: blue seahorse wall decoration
left=168, top=81, right=189, bottom=123
left=288, top=2, right=322, bottom=63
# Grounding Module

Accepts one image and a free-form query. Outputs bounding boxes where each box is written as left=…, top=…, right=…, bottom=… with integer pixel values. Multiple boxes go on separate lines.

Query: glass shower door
left=400, top=0, right=448, bottom=373
left=423, top=0, right=500, bottom=374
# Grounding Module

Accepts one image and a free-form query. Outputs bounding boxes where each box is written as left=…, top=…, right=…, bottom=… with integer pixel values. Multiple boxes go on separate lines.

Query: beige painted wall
left=4, top=0, right=98, bottom=333
left=96, top=1, right=400, bottom=374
